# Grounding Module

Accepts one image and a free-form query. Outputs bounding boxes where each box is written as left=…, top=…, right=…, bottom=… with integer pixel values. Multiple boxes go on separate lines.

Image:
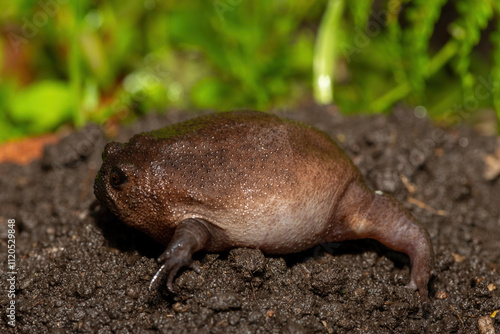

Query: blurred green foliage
left=0, top=0, right=499, bottom=142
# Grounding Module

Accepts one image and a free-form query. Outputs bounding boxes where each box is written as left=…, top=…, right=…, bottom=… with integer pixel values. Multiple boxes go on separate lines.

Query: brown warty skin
left=94, top=110, right=434, bottom=299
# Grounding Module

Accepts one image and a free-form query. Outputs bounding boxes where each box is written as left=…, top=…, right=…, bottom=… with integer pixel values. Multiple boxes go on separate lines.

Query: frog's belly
left=223, top=196, right=335, bottom=254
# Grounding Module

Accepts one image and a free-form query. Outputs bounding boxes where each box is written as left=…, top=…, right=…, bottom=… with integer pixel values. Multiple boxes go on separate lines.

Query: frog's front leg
left=149, top=218, right=211, bottom=292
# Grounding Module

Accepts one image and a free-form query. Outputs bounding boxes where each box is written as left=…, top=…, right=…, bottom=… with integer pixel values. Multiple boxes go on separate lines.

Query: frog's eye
left=110, top=167, right=127, bottom=189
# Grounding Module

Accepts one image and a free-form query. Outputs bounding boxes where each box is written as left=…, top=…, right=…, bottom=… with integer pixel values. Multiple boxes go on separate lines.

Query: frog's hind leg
left=362, top=192, right=434, bottom=299
left=329, top=182, right=434, bottom=300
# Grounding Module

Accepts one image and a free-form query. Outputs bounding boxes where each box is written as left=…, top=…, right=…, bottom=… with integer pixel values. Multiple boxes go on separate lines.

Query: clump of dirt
left=1, top=106, right=499, bottom=333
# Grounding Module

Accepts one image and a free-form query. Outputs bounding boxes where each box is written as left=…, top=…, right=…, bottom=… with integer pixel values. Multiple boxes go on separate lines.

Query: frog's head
left=94, top=137, right=172, bottom=239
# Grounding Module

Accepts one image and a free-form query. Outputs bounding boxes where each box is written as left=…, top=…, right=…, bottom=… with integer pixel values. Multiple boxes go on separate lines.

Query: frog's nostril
left=103, top=142, right=123, bottom=159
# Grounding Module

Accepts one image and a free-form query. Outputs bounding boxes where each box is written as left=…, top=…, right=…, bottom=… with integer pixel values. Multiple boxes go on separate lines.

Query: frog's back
left=138, top=110, right=354, bottom=173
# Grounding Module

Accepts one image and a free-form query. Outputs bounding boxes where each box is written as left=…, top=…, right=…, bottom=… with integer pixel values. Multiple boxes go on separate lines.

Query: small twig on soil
left=321, top=320, right=333, bottom=334
left=407, top=197, right=448, bottom=216
left=399, top=174, right=448, bottom=216
left=483, top=138, right=500, bottom=181
left=400, top=174, right=448, bottom=216
left=450, top=305, right=469, bottom=334
left=384, top=299, right=405, bottom=306
left=400, top=175, right=416, bottom=195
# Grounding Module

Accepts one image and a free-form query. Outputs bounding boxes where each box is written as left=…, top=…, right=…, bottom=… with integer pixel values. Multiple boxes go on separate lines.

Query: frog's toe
left=406, top=280, right=417, bottom=291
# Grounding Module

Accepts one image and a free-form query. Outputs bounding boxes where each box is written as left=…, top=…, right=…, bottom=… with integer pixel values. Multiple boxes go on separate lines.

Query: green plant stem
left=70, top=1, right=84, bottom=127
left=428, top=84, right=462, bottom=119
left=370, top=40, right=459, bottom=111
left=370, top=82, right=411, bottom=112
left=313, top=0, right=344, bottom=105
left=493, top=1, right=500, bottom=134
left=426, top=40, right=458, bottom=77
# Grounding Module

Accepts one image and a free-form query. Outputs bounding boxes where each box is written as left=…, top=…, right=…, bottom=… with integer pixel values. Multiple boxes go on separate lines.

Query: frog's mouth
left=94, top=166, right=131, bottom=221
left=93, top=168, right=113, bottom=210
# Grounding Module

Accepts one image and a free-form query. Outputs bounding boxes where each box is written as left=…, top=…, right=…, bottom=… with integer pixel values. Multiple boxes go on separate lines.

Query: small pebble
left=207, top=292, right=242, bottom=311
left=477, top=315, right=495, bottom=334
left=172, top=302, right=189, bottom=313
left=126, top=288, right=139, bottom=299
left=435, top=291, right=447, bottom=300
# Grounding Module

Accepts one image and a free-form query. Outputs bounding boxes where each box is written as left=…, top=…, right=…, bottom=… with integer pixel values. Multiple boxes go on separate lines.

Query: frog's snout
left=102, top=142, right=123, bottom=161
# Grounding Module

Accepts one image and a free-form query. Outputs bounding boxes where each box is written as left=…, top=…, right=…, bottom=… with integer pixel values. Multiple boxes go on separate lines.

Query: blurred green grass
left=0, top=0, right=499, bottom=142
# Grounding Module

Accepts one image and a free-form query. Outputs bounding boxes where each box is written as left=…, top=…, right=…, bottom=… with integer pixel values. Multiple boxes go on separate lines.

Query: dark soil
left=1, top=106, right=499, bottom=333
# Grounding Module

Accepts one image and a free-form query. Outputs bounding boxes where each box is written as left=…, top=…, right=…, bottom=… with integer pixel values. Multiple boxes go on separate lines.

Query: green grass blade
left=69, top=1, right=84, bottom=127
left=313, top=0, right=345, bottom=105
